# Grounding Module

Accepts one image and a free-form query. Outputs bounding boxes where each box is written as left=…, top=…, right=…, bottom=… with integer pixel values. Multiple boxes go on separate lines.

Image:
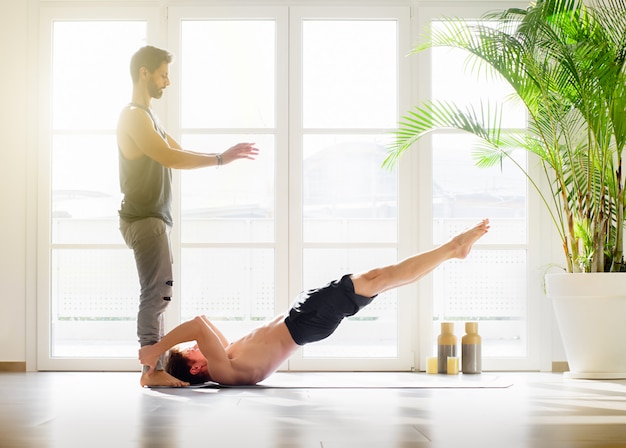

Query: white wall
left=0, top=0, right=566, bottom=370
left=0, top=0, right=30, bottom=365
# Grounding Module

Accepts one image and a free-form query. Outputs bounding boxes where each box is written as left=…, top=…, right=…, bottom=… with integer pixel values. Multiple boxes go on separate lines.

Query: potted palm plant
left=385, top=0, right=626, bottom=378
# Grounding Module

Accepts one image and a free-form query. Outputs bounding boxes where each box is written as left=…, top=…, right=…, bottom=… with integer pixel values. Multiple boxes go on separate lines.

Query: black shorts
left=284, top=274, right=376, bottom=345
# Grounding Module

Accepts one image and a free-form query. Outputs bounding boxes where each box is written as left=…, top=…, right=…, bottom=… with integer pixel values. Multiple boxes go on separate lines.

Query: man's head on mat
left=165, top=345, right=210, bottom=385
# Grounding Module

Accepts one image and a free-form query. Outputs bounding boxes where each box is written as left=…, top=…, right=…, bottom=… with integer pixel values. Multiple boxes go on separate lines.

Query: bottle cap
left=441, top=322, right=454, bottom=333
left=465, top=322, right=478, bottom=333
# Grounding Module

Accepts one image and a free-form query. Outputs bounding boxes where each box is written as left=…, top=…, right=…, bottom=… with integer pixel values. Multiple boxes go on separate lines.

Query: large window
left=43, top=17, right=149, bottom=366
left=176, top=17, right=280, bottom=342
left=38, top=3, right=538, bottom=372
left=299, top=15, right=401, bottom=361
left=417, top=10, right=539, bottom=371
left=39, top=5, right=411, bottom=371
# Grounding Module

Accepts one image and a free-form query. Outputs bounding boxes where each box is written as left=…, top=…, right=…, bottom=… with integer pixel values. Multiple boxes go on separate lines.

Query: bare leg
left=351, top=219, right=490, bottom=298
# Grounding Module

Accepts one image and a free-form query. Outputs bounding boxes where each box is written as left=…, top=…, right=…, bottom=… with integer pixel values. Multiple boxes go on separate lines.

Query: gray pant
left=120, top=217, right=173, bottom=372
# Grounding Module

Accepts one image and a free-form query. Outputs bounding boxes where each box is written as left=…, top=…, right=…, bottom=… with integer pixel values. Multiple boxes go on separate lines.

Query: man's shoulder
left=119, top=104, right=149, bottom=120
left=117, top=105, right=152, bottom=133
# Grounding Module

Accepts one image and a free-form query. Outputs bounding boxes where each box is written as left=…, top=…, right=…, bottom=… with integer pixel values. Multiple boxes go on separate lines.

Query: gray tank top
left=118, top=103, right=173, bottom=226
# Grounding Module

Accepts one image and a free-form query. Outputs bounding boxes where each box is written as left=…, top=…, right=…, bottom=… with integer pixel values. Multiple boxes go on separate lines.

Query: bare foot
left=449, top=219, right=490, bottom=259
left=140, top=370, right=190, bottom=388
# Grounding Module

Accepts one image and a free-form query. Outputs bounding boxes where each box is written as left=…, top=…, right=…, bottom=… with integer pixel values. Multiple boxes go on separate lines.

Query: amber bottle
left=437, top=322, right=457, bottom=373
left=462, top=322, right=482, bottom=374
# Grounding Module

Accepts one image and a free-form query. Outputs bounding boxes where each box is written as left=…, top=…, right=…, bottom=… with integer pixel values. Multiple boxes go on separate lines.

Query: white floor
left=1, top=371, right=626, bottom=447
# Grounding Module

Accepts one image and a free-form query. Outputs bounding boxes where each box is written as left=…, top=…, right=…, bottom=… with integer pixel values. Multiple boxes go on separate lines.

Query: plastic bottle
left=462, top=321, right=482, bottom=374
left=437, top=322, right=457, bottom=373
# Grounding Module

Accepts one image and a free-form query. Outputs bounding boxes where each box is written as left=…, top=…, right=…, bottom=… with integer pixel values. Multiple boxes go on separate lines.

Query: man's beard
left=149, top=81, right=164, bottom=99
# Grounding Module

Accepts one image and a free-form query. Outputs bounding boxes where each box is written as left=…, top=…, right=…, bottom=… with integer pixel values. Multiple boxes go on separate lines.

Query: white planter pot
left=546, top=272, right=626, bottom=379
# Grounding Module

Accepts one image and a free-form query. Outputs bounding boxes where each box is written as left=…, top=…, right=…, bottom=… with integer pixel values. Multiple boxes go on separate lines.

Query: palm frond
left=388, top=0, right=626, bottom=272
left=384, top=100, right=504, bottom=169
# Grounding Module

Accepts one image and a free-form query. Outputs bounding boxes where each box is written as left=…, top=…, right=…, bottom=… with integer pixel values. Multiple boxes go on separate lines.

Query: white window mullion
left=165, top=5, right=183, bottom=337
left=274, top=8, right=291, bottom=328
left=286, top=5, right=305, bottom=371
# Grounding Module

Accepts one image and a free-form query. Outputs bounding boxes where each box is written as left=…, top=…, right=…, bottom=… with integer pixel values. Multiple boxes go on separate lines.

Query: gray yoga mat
left=150, top=372, right=513, bottom=389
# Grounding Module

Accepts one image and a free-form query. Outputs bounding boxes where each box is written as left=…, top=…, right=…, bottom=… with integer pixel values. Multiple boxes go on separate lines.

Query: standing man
left=117, top=45, right=258, bottom=387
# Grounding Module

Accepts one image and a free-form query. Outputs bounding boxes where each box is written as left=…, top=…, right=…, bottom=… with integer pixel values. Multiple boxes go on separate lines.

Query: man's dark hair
left=130, top=45, right=173, bottom=83
left=165, top=348, right=210, bottom=385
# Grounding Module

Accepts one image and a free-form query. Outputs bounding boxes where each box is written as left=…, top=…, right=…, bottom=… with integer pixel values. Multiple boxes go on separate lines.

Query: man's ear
left=189, top=364, right=201, bottom=375
left=139, top=66, right=149, bottom=80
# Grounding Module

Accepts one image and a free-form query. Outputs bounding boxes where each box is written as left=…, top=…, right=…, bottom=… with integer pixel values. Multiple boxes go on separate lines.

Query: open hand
left=220, top=142, right=259, bottom=164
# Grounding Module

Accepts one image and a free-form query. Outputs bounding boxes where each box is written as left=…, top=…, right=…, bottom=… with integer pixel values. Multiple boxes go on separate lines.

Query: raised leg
left=351, top=219, right=489, bottom=298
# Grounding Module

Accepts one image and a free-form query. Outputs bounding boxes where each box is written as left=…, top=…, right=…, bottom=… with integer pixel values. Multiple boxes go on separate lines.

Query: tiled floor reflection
left=1, top=372, right=625, bottom=447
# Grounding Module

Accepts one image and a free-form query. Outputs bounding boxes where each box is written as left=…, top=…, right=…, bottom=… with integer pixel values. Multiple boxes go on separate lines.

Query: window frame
left=37, top=5, right=162, bottom=371
left=286, top=5, right=414, bottom=371
left=35, top=1, right=547, bottom=373
left=414, top=4, right=544, bottom=371
left=165, top=5, right=290, bottom=354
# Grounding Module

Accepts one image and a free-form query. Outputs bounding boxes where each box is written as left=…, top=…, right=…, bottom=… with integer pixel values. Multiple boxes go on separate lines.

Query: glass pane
left=180, top=134, right=275, bottom=243
left=51, top=135, right=123, bottom=244
left=51, top=249, right=138, bottom=358
left=52, top=21, right=146, bottom=130
left=303, top=135, right=397, bottom=243
left=302, top=248, right=398, bottom=358
left=431, top=21, right=527, bottom=129
left=180, top=20, right=275, bottom=128
left=49, top=21, right=147, bottom=360
left=180, top=248, right=275, bottom=342
left=303, top=20, right=397, bottom=129
left=430, top=17, right=530, bottom=366
left=432, top=134, right=527, bottom=244
left=432, top=249, right=528, bottom=357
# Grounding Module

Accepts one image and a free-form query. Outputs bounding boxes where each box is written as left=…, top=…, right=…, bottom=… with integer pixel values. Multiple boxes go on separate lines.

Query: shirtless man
left=139, top=219, right=490, bottom=386
left=118, top=45, right=259, bottom=388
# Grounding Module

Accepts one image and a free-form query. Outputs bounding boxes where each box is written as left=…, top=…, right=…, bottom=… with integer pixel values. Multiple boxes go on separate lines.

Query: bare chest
left=224, top=321, right=299, bottom=382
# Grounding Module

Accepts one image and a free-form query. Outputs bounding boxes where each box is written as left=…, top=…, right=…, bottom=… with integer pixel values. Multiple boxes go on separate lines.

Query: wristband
left=216, top=153, right=223, bottom=167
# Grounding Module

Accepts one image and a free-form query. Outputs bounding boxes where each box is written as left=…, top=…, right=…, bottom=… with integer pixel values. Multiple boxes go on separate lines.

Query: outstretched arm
left=118, top=107, right=258, bottom=169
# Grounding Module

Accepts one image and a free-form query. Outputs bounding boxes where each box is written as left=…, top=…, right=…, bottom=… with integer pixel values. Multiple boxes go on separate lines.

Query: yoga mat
left=153, top=372, right=512, bottom=389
